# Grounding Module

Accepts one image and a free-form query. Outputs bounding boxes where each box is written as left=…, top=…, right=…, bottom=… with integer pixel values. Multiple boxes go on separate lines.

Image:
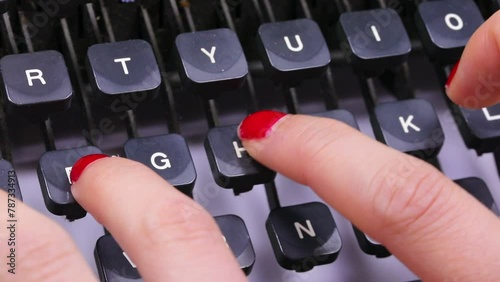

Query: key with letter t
left=415, top=0, right=484, bottom=63
left=175, top=28, right=248, bottom=97
left=0, top=50, right=73, bottom=119
left=86, top=40, right=161, bottom=106
left=371, top=99, right=444, bottom=159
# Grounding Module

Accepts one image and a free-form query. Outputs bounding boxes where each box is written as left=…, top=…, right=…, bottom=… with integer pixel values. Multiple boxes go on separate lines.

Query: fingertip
left=70, top=154, right=109, bottom=183
left=238, top=110, right=288, bottom=140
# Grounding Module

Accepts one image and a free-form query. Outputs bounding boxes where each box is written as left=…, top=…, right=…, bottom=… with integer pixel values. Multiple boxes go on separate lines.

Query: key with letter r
left=0, top=50, right=73, bottom=119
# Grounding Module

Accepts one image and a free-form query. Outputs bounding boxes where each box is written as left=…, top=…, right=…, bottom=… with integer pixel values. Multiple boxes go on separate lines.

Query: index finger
left=70, top=156, right=246, bottom=282
left=239, top=111, right=500, bottom=281
left=446, top=11, right=500, bottom=108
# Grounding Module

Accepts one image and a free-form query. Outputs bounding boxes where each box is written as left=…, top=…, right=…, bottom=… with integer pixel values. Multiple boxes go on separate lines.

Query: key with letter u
left=257, top=19, right=331, bottom=82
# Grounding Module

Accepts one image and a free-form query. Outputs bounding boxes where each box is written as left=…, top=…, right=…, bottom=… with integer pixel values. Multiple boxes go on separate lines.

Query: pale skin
left=2, top=11, right=500, bottom=282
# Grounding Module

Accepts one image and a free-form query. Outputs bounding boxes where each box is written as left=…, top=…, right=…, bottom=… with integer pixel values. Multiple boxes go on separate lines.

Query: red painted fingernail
left=238, top=110, right=287, bottom=140
left=446, top=60, right=460, bottom=89
left=70, top=154, right=108, bottom=183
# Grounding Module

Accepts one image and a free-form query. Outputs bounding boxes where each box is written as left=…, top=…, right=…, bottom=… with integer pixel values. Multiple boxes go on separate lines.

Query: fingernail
left=70, top=154, right=108, bottom=183
left=238, top=110, right=287, bottom=140
left=446, top=60, right=460, bottom=89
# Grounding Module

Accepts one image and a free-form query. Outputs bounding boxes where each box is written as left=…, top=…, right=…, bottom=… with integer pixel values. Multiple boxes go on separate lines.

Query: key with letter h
left=86, top=40, right=161, bottom=107
left=266, top=202, right=342, bottom=272
left=0, top=50, right=73, bottom=120
left=257, top=19, right=331, bottom=82
left=175, top=28, right=248, bottom=97
left=336, top=8, right=411, bottom=74
left=415, top=0, right=484, bottom=64
left=205, top=125, right=276, bottom=195
left=37, top=146, right=103, bottom=220
left=371, top=99, right=444, bottom=159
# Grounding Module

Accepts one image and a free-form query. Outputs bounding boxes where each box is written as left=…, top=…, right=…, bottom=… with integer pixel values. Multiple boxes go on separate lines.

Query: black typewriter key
left=0, top=50, right=73, bottom=119
left=37, top=146, right=103, bottom=220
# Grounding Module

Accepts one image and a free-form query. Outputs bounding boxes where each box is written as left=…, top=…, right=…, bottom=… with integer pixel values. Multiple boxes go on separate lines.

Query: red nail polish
left=70, top=154, right=108, bottom=183
left=239, top=110, right=287, bottom=140
left=446, top=60, right=460, bottom=89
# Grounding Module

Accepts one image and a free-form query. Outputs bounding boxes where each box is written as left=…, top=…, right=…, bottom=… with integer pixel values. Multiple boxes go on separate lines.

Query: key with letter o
left=415, top=0, right=484, bottom=63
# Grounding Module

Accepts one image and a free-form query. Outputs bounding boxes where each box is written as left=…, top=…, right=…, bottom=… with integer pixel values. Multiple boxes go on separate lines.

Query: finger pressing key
left=70, top=155, right=246, bottom=282
left=239, top=110, right=500, bottom=281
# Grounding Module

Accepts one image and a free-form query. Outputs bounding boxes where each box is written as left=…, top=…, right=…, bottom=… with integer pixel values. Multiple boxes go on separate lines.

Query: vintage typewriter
left=0, top=0, right=499, bottom=281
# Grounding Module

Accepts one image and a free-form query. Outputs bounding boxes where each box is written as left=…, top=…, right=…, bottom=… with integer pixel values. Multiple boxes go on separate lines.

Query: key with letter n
left=0, top=50, right=73, bottom=119
left=266, top=202, right=342, bottom=272
left=371, top=99, right=444, bottom=159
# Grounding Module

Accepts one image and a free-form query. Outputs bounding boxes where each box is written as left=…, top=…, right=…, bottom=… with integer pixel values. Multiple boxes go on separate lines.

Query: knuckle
left=296, top=118, right=355, bottom=185
left=370, top=156, right=451, bottom=238
left=142, top=198, right=222, bottom=250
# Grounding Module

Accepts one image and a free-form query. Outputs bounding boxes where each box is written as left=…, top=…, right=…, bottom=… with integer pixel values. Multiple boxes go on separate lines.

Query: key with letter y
left=175, top=28, right=248, bottom=97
